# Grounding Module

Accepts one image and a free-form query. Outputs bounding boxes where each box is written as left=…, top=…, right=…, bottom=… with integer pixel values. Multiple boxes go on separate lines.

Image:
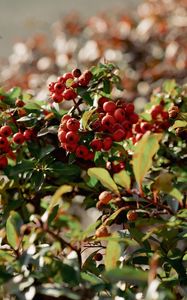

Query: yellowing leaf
left=81, top=108, right=96, bottom=130
left=169, top=188, right=183, bottom=205
left=171, top=120, right=187, bottom=130
left=105, top=234, right=121, bottom=271
left=113, top=170, right=131, bottom=191
left=152, top=173, right=173, bottom=193
left=132, top=132, right=162, bottom=190
left=6, top=211, right=23, bottom=250
left=88, top=168, right=119, bottom=195
left=49, top=185, right=73, bottom=211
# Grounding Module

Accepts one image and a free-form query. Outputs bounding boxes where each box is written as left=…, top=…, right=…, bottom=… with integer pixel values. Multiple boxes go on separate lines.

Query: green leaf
left=48, top=185, right=73, bottom=211
left=6, top=211, right=23, bottom=250
left=77, top=87, right=93, bottom=105
left=5, top=160, right=35, bottom=177
left=81, top=272, right=103, bottom=284
left=0, top=266, right=12, bottom=284
left=105, top=234, right=121, bottom=270
left=163, top=80, right=176, bottom=94
left=81, top=108, right=96, bottom=130
left=171, top=120, right=187, bottom=130
left=104, top=266, right=148, bottom=284
left=169, top=188, right=183, bottom=205
left=113, top=170, right=131, bottom=191
left=132, top=132, right=162, bottom=190
left=152, top=173, right=173, bottom=193
left=9, top=87, right=22, bottom=99
left=87, top=168, right=119, bottom=195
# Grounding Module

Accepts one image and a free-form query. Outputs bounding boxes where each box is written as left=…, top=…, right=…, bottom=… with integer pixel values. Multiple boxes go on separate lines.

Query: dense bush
left=0, top=63, right=186, bottom=300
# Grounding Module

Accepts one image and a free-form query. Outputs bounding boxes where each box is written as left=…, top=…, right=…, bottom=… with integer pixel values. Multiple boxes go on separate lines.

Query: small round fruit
left=66, top=118, right=80, bottom=132
left=72, top=68, right=82, bottom=78
left=101, top=115, right=116, bottom=130
left=13, top=132, right=25, bottom=144
left=23, top=129, right=33, bottom=141
left=129, top=113, right=139, bottom=124
left=112, top=129, right=126, bottom=142
left=93, top=253, right=103, bottom=261
left=127, top=210, right=138, bottom=221
left=90, top=139, right=103, bottom=151
left=54, top=82, right=65, bottom=93
left=0, top=156, right=8, bottom=169
left=103, top=101, right=117, bottom=114
left=66, top=131, right=80, bottom=144
left=99, top=191, right=113, bottom=204
left=62, top=89, right=77, bottom=101
left=58, top=130, right=67, bottom=143
left=125, top=103, right=134, bottom=114
left=75, top=145, right=89, bottom=159
left=114, top=108, right=126, bottom=122
left=15, top=99, right=25, bottom=107
left=95, top=226, right=110, bottom=238
left=102, top=137, right=113, bottom=151
left=168, top=106, right=179, bottom=118
left=51, top=93, right=63, bottom=103
left=98, top=97, right=109, bottom=107
left=0, top=137, right=9, bottom=149
left=0, top=125, right=12, bottom=137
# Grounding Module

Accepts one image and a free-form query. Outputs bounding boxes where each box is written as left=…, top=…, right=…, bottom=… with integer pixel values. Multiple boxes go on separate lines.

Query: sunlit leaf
left=88, top=168, right=119, bottom=195
left=132, top=132, right=162, bottom=190
left=113, top=170, right=131, bottom=191
left=105, top=234, right=121, bottom=270
left=6, top=211, right=23, bottom=250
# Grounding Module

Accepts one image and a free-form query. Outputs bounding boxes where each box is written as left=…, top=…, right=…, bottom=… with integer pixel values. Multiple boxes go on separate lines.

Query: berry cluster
left=0, top=125, right=34, bottom=169
left=48, top=69, right=92, bottom=103
left=57, top=97, right=139, bottom=162
left=133, top=104, right=169, bottom=142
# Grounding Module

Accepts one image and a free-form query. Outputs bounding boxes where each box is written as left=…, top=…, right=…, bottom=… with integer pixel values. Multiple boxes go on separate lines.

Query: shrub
left=0, top=63, right=186, bottom=300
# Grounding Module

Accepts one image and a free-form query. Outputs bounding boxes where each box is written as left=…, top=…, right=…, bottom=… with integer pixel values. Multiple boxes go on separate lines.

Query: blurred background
left=1, top=0, right=142, bottom=57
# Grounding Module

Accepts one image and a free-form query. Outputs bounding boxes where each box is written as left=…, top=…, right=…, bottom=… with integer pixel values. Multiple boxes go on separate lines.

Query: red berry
left=112, top=129, right=126, bottom=142
left=72, top=68, right=82, bottom=78
left=151, top=105, right=163, bottom=119
left=125, top=103, right=134, bottom=114
left=140, top=122, right=152, bottom=133
left=102, top=137, right=113, bottom=151
left=83, top=70, right=92, bottom=82
left=0, top=125, right=12, bottom=137
left=122, top=121, right=131, bottom=129
left=63, top=143, right=77, bottom=153
left=15, top=99, right=25, bottom=107
left=58, top=130, right=67, bottom=143
left=63, top=89, right=77, bottom=101
left=129, top=113, right=139, bottom=124
left=127, top=210, right=138, bottom=221
left=66, top=118, right=80, bottom=132
left=0, top=137, right=9, bottom=149
left=98, top=97, right=109, bottom=107
left=54, top=82, right=65, bottom=94
left=75, top=145, right=89, bottom=159
left=23, top=129, right=33, bottom=141
left=86, top=151, right=95, bottom=160
left=112, top=163, right=122, bottom=173
left=61, top=115, right=71, bottom=123
left=101, top=115, right=116, bottom=130
left=0, top=156, right=8, bottom=169
left=99, top=191, right=113, bottom=204
left=93, top=253, right=103, bottom=261
left=48, top=82, right=55, bottom=92
left=66, top=131, right=80, bottom=144
left=134, top=123, right=142, bottom=133
left=62, top=72, right=74, bottom=81
left=13, top=132, right=25, bottom=144
left=51, top=93, right=63, bottom=103
left=90, top=120, right=102, bottom=131
left=161, top=111, right=169, bottom=120
left=103, top=101, right=117, bottom=114
left=114, top=108, right=126, bottom=122
left=90, top=139, right=103, bottom=151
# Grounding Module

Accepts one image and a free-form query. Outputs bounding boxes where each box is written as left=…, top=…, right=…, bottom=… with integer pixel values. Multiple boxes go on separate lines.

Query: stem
left=46, top=228, right=82, bottom=268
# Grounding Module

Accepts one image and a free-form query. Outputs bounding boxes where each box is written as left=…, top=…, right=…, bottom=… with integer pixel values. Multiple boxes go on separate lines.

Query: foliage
left=0, top=63, right=186, bottom=300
